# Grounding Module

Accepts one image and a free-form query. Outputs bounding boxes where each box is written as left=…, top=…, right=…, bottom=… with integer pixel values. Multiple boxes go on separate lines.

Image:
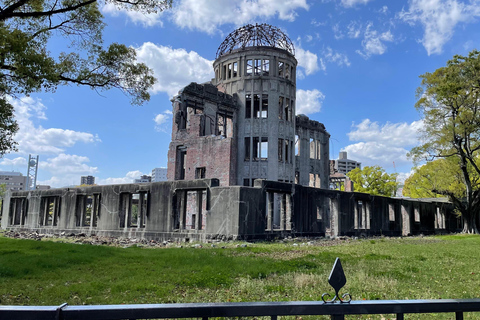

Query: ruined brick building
left=1, top=24, right=461, bottom=241
left=167, top=24, right=330, bottom=188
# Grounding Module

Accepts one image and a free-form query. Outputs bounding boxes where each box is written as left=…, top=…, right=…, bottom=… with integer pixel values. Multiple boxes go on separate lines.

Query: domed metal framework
left=216, top=23, right=295, bottom=58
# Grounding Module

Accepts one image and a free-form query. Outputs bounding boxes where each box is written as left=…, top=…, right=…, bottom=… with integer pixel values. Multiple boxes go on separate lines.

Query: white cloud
left=342, top=119, right=424, bottom=168
left=322, top=47, right=351, bottom=67
left=356, top=22, right=394, bottom=59
left=172, top=0, right=309, bottom=34
left=332, top=23, right=344, bottom=39
left=399, top=0, right=480, bottom=55
left=36, top=154, right=98, bottom=187
left=97, top=170, right=146, bottom=185
left=340, top=0, right=374, bottom=7
left=10, top=96, right=100, bottom=155
left=136, top=42, right=214, bottom=98
left=295, top=47, right=321, bottom=78
left=296, top=89, right=325, bottom=115
left=101, top=3, right=164, bottom=27
left=0, top=157, right=27, bottom=169
left=154, top=111, right=172, bottom=132
left=347, top=21, right=362, bottom=38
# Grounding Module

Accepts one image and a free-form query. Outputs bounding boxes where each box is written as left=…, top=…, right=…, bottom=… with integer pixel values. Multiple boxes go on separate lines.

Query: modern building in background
left=134, top=175, right=152, bottom=183
left=167, top=24, right=330, bottom=188
left=333, top=151, right=361, bottom=174
left=151, top=168, right=167, bottom=182
left=0, top=171, right=27, bottom=191
left=80, top=175, right=95, bottom=185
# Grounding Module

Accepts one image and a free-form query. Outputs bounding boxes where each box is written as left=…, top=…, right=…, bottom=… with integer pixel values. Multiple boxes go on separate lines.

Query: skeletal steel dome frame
left=216, top=23, right=295, bottom=58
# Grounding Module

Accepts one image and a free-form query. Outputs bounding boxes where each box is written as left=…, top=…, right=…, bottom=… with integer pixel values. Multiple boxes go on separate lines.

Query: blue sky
left=2, top=0, right=480, bottom=187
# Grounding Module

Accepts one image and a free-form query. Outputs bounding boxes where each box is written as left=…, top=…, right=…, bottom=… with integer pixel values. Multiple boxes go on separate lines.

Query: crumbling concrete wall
left=1, top=179, right=460, bottom=241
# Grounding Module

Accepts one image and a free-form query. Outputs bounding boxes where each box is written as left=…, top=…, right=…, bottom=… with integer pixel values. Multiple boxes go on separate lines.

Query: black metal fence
left=2, top=299, right=480, bottom=320
left=2, top=258, right=479, bottom=320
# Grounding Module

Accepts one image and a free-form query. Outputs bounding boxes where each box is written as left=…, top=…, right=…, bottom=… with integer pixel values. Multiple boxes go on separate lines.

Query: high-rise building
left=80, top=175, right=95, bottom=185
left=167, top=24, right=330, bottom=188
left=151, top=168, right=167, bottom=182
left=0, top=171, right=28, bottom=191
left=334, top=151, right=361, bottom=174
left=134, top=175, right=152, bottom=183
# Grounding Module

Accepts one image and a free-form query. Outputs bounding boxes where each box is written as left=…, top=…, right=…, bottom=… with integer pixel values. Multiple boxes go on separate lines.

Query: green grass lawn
left=1, top=234, right=480, bottom=319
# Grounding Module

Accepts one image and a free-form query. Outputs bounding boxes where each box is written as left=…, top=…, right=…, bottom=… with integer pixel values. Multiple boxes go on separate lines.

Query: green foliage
left=403, top=158, right=471, bottom=199
left=409, top=50, right=480, bottom=233
left=346, top=165, right=398, bottom=196
left=0, top=0, right=172, bottom=156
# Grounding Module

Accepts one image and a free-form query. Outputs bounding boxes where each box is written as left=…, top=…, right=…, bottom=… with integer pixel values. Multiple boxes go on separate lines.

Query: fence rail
left=2, top=299, right=480, bottom=320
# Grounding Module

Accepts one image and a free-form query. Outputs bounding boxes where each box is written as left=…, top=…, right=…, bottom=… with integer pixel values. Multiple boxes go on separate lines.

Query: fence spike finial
left=322, top=258, right=352, bottom=303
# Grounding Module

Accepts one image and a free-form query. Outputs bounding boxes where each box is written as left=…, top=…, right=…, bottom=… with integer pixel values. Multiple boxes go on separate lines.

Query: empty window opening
left=261, top=137, right=268, bottom=160
left=227, top=63, right=232, bottom=78
left=195, top=167, right=206, bottom=179
left=223, top=65, right=227, bottom=80
left=233, top=62, right=238, bottom=77
left=244, top=137, right=251, bottom=161
left=176, top=146, right=187, bottom=180
left=243, top=179, right=250, bottom=186
left=278, top=96, right=284, bottom=120
left=266, top=192, right=292, bottom=231
left=261, top=94, right=268, bottom=118
left=389, top=204, right=395, bottom=222
left=9, top=198, right=27, bottom=226
left=262, top=59, right=270, bottom=76
left=414, top=207, right=420, bottom=223
left=295, top=135, right=300, bottom=156
left=278, top=61, right=284, bottom=77
left=120, top=193, right=148, bottom=228
left=310, top=138, right=315, bottom=159
left=285, top=63, right=291, bottom=79
left=246, top=59, right=253, bottom=76
left=285, top=98, right=291, bottom=121
left=253, top=94, right=261, bottom=118
left=174, top=190, right=207, bottom=231
left=278, top=138, right=284, bottom=162
left=254, top=59, right=262, bottom=76
left=253, top=137, right=259, bottom=160
left=216, top=113, right=233, bottom=137
left=41, top=197, right=61, bottom=227
left=285, top=139, right=290, bottom=163
left=245, top=94, right=252, bottom=118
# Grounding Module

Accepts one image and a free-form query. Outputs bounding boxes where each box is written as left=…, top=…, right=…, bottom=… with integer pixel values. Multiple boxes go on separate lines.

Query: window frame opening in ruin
left=254, top=59, right=262, bottom=76
left=266, top=192, right=292, bottom=231
left=285, top=63, right=291, bottom=80
left=278, top=96, right=284, bottom=120
left=262, top=59, right=270, bottom=76
left=285, top=98, right=291, bottom=121
left=259, top=137, right=268, bottom=161
left=227, top=63, right=232, bottom=79
left=253, top=94, right=262, bottom=118
left=40, top=196, right=61, bottom=227
left=295, top=171, right=300, bottom=184
left=223, top=65, right=227, bottom=80
left=245, top=94, right=252, bottom=118
left=119, top=192, right=149, bottom=229
left=8, top=197, right=28, bottom=226
left=414, top=206, right=420, bottom=223
left=354, top=200, right=364, bottom=229
left=278, top=60, right=284, bottom=77
left=244, top=137, right=251, bottom=161
left=195, top=167, right=206, bottom=179
left=75, top=194, right=101, bottom=227
left=309, top=173, right=321, bottom=188
left=295, top=135, right=300, bottom=156
left=278, top=138, right=284, bottom=162
left=176, top=146, right=187, bottom=180
left=285, top=139, right=290, bottom=163
left=246, top=59, right=253, bottom=76
left=186, top=105, right=204, bottom=133
left=261, top=94, right=268, bottom=118
left=173, top=189, right=207, bottom=231
left=233, top=62, right=238, bottom=77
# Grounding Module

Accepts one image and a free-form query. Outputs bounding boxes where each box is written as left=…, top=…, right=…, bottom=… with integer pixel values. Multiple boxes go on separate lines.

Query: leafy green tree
left=403, top=158, right=472, bottom=199
left=409, top=50, right=480, bottom=233
left=346, top=165, right=398, bottom=197
left=0, top=0, right=171, bottom=156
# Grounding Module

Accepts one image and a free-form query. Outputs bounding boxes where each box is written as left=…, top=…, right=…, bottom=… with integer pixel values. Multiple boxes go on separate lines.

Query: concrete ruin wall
left=1, top=179, right=460, bottom=241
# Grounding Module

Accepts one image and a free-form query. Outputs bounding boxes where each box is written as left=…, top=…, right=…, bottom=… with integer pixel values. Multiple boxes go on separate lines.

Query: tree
left=346, top=165, right=398, bottom=197
left=403, top=158, right=472, bottom=199
left=409, top=50, right=480, bottom=233
left=0, top=0, right=171, bottom=156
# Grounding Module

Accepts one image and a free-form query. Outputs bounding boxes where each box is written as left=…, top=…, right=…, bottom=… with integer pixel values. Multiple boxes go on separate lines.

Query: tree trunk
left=462, top=212, right=479, bottom=234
